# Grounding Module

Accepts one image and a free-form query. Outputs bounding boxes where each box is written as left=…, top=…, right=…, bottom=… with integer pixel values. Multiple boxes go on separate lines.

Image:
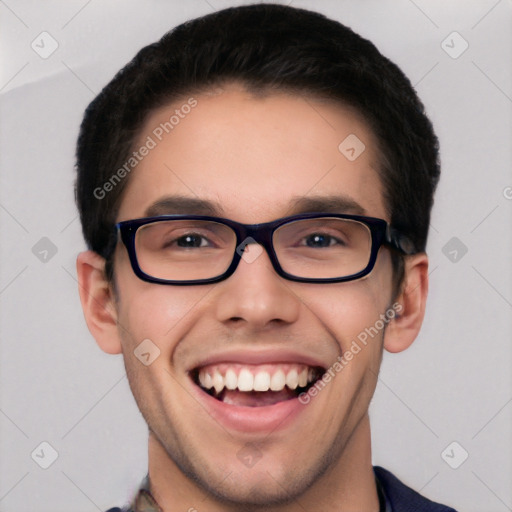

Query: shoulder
left=374, top=466, right=458, bottom=512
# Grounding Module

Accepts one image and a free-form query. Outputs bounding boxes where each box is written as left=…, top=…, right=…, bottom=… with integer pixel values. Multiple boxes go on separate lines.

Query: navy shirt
left=106, top=466, right=458, bottom=512
left=374, top=467, right=457, bottom=512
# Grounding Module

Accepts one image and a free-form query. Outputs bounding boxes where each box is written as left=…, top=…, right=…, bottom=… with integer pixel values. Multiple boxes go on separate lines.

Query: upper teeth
left=197, top=364, right=317, bottom=394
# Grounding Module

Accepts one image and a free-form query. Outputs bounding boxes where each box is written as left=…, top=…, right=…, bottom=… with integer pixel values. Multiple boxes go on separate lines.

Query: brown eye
left=303, top=234, right=341, bottom=248
left=175, top=234, right=208, bottom=248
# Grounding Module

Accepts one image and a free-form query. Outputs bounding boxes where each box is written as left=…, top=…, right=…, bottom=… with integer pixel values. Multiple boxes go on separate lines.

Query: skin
left=77, top=83, right=428, bottom=512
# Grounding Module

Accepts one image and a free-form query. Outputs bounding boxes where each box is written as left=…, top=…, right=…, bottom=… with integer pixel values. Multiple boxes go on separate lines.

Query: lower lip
left=190, top=380, right=312, bottom=434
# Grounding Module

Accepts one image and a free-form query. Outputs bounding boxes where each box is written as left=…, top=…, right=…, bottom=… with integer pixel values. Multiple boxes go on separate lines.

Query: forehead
left=116, top=85, right=387, bottom=222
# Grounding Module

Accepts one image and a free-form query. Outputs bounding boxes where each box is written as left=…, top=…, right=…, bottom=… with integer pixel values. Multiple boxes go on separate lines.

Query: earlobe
left=384, top=253, right=429, bottom=353
left=76, top=251, right=122, bottom=354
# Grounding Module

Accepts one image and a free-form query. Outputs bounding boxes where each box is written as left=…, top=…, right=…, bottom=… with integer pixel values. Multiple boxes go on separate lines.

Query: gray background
left=1, top=1, right=511, bottom=511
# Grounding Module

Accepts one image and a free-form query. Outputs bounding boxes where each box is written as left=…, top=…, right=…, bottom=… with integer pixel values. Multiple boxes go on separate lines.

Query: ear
left=384, top=252, right=429, bottom=353
left=76, top=251, right=122, bottom=354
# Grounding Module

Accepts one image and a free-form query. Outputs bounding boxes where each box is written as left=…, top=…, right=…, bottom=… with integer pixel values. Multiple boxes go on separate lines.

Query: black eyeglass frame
left=116, top=212, right=415, bottom=285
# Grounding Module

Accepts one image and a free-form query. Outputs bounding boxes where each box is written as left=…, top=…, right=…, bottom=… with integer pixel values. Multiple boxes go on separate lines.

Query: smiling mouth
left=191, top=363, right=325, bottom=407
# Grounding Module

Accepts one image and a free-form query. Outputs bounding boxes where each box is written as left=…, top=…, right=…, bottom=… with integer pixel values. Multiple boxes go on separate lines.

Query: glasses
left=116, top=213, right=414, bottom=285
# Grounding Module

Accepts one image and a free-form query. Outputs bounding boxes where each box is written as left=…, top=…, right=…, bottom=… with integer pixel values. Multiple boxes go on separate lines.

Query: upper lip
left=188, top=348, right=330, bottom=373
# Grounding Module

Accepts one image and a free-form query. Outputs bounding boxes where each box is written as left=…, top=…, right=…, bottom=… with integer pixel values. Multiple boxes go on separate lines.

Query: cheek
left=299, top=278, right=391, bottom=345
left=114, top=272, right=211, bottom=417
left=293, top=261, right=393, bottom=384
left=114, top=261, right=210, bottom=354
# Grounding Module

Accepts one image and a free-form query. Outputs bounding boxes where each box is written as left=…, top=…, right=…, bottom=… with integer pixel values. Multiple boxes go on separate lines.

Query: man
left=75, top=4, right=457, bottom=511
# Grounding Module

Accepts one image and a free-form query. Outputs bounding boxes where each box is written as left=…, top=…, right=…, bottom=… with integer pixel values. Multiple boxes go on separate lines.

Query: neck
left=147, top=414, right=379, bottom=512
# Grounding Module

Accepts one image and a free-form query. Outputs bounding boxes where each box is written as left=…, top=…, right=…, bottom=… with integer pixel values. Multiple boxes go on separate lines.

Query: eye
left=172, top=233, right=209, bottom=248
left=303, top=233, right=343, bottom=248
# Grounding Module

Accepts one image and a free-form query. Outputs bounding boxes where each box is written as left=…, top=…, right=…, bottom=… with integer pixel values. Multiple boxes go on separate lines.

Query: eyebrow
left=285, top=195, right=367, bottom=216
left=143, top=194, right=366, bottom=218
left=144, top=196, right=225, bottom=217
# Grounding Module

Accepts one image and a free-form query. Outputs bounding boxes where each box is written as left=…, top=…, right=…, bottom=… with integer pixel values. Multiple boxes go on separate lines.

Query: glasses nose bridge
left=240, top=223, right=275, bottom=255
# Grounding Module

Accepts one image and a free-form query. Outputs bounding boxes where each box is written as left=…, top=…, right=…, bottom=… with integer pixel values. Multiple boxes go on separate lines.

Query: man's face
left=113, top=84, right=395, bottom=504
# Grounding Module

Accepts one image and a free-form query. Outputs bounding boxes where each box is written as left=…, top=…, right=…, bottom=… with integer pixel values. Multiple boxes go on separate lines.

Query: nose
left=213, top=243, right=301, bottom=331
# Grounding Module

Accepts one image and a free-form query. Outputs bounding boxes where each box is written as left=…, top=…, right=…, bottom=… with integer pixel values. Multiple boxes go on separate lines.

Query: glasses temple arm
left=386, top=226, right=416, bottom=255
